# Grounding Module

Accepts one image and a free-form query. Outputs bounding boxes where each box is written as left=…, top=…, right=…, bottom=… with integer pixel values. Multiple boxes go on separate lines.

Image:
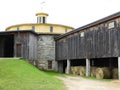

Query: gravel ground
left=56, top=76, right=120, bottom=90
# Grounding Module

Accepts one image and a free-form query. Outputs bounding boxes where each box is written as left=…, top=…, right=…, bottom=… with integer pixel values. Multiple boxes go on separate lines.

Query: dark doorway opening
left=91, top=57, right=118, bottom=67
left=0, top=34, right=14, bottom=57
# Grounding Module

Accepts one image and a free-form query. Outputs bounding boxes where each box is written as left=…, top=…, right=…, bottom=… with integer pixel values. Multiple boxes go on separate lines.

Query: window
left=65, top=29, right=67, bottom=33
left=50, top=26, right=53, bottom=32
left=37, top=17, right=41, bottom=23
left=108, top=21, right=115, bottom=29
left=39, top=17, right=42, bottom=23
left=43, top=17, right=45, bottom=23
left=48, top=61, right=52, bottom=69
left=32, top=26, right=35, bottom=31
left=80, top=32, right=84, bottom=37
left=17, top=27, right=19, bottom=31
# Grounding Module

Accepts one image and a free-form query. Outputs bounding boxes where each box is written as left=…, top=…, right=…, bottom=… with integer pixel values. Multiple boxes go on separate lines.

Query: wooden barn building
left=55, top=11, right=120, bottom=79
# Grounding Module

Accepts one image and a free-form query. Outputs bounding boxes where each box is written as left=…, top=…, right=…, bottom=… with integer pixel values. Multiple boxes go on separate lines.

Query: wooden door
left=16, top=44, right=22, bottom=57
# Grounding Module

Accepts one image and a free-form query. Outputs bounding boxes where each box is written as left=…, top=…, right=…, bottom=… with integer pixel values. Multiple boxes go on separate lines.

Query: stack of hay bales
left=90, top=67, right=97, bottom=77
left=90, top=67, right=118, bottom=79
left=66, top=66, right=118, bottom=79
left=112, top=68, right=118, bottom=79
left=95, top=67, right=111, bottom=79
left=70, top=66, right=86, bottom=76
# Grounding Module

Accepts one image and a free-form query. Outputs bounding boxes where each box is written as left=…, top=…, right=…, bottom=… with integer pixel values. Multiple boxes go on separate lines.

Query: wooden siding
left=11, top=31, right=37, bottom=61
left=14, top=32, right=29, bottom=59
left=28, top=33, right=37, bottom=60
left=56, top=17, right=120, bottom=60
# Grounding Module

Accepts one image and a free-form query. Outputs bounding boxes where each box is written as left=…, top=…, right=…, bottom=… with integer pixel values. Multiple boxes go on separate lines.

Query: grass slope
left=0, top=59, right=66, bottom=90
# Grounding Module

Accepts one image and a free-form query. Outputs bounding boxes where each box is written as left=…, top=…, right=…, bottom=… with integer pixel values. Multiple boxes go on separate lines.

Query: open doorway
left=0, top=34, right=14, bottom=57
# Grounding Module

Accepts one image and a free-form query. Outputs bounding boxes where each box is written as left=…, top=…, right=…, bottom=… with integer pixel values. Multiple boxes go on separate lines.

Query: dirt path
left=56, top=76, right=120, bottom=90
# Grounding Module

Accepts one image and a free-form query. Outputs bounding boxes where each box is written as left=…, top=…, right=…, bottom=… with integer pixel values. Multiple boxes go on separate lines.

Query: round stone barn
left=4, top=12, right=74, bottom=70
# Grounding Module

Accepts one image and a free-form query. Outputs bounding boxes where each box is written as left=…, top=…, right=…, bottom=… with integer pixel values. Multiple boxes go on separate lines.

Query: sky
left=0, top=0, right=120, bottom=31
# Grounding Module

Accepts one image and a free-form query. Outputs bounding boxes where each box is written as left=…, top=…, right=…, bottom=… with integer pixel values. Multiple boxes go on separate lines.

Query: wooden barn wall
left=14, top=32, right=37, bottom=61
left=56, top=17, right=120, bottom=60
left=14, top=32, right=29, bottom=60
left=28, top=33, right=37, bottom=61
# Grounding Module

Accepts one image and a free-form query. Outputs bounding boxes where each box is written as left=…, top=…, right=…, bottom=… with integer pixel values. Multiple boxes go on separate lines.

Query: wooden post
left=118, top=57, right=120, bottom=80
left=66, top=59, right=71, bottom=74
left=86, top=58, right=90, bottom=76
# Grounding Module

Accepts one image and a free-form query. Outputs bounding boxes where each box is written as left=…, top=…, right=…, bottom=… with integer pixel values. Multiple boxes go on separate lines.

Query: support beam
left=118, top=57, right=120, bottom=80
left=66, top=59, right=71, bottom=74
left=86, top=58, right=90, bottom=76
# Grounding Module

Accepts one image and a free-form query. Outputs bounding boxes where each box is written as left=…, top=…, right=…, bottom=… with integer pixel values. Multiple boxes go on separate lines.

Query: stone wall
left=37, top=34, right=56, bottom=70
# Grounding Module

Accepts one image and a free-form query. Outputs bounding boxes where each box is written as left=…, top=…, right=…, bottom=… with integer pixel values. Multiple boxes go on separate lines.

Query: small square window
left=48, top=61, right=52, bottom=69
left=108, top=21, right=115, bottom=29
left=80, top=32, right=84, bottom=37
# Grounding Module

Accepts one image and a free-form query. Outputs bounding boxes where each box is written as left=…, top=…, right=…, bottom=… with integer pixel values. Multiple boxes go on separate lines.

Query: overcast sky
left=0, top=0, right=120, bottom=31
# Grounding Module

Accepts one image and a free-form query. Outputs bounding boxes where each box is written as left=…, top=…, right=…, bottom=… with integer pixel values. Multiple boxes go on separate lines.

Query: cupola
left=36, top=12, right=48, bottom=24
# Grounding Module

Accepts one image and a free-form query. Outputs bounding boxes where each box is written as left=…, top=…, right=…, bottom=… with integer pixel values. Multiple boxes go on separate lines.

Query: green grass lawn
left=0, top=59, right=66, bottom=90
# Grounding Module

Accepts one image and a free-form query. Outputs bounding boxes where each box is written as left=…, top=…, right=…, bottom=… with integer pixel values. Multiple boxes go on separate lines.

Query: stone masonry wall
left=37, top=35, right=56, bottom=70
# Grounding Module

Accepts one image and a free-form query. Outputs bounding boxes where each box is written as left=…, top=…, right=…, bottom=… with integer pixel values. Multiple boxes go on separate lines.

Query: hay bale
left=112, top=68, right=118, bottom=79
left=90, top=67, right=97, bottom=77
left=79, top=66, right=86, bottom=76
left=102, top=67, right=111, bottom=79
left=95, top=67, right=111, bottom=79
left=71, top=66, right=76, bottom=74
left=71, top=67, right=76, bottom=75
left=73, top=66, right=80, bottom=75
left=71, top=66, right=80, bottom=75
left=95, top=68, right=104, bottom=79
